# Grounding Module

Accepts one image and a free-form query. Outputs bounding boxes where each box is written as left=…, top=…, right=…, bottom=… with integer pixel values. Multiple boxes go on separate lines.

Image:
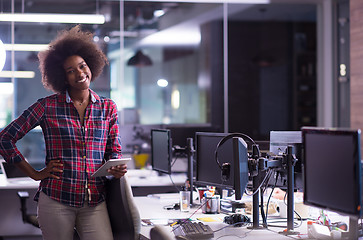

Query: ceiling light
left=93, top=36, right=100, bottom=42
left=103, top=36, right=110, bottom=42
left=4, top=44, right=48, bottom=52
left=0, top=71, right=35, bottom=78
left=130, top=0, right=268, bottom=2
left=154, top=10, right=165, bottom=18
left=157, top=79, right=168, bottom=87
left=0, top=13, right=105, bottom=24
left=171, top=89, right=180, bottom=109
left=0, top=40, right=5, bottom=72
left=140, top=27, right=201, bottom=46
left=127, top=50, right=152, bottom=67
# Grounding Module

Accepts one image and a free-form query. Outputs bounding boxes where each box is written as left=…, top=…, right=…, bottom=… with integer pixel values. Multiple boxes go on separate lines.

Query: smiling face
left=63, top=55, right=92, bottom=92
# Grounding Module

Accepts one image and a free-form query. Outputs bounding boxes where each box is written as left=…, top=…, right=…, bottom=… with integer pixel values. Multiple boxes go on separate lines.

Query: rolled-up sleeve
left=0, top=100, right=44, bottom=164
left=104, top=101, right=122, bottom=160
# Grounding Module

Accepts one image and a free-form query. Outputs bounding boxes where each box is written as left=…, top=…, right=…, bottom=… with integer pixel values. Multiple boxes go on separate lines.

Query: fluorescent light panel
left=0, top=40, right=5, bottom=72
left=0, top=71, right=35, bottom=78
left=128, top=0, right=269, bottom=3
left=0, top=13, right=105, bottom=24
left=4, top=44, right=48, bottom=52
left=141, top=27, right=201, bottom=46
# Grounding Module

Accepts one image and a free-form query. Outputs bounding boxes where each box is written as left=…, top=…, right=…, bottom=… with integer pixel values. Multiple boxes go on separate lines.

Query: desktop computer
left=302, top=127, right=362, bottom=239
left=195, top=132, right=234, bottom=190
left=151, top=129, right=172, bottom=175
left=302, top=127, right=362, bottom=217
left=268, top=131, right=303, bottom=191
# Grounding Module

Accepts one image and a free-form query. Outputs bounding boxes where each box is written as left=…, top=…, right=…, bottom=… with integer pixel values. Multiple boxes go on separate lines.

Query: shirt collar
left=65, top=89, right=98, bottom=104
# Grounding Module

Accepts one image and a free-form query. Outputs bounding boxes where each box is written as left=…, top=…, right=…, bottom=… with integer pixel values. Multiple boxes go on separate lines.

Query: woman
left=0, top=25, right=126, bottom=240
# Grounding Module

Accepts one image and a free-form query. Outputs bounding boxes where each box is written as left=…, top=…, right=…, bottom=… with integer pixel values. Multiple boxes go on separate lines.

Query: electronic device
left=0, top=160, right=30, bottom=182
left=151, top=129, right=172, bottom=175
left=302, top=127, right=362, bottom=217
left=268, top=131, right=303, bottom=190
left=232, top=137, right=249, bottom=201
left=0, top=128, right=46, bottom=183
left=195, top=132, right=234, bottom=189
left=172, top=221, right=214, bottom=239
left=15, top=128, right=46, bottom=171
left=224, top=213, right=250, bottom=227
left=91, top=158, right=131, bottom=177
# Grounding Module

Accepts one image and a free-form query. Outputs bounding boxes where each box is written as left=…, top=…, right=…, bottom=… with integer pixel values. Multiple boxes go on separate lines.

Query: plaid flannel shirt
left=0, top=89, right=122, bottom=207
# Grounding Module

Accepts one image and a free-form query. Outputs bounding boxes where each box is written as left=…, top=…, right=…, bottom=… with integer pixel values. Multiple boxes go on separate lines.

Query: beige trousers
left=37, top=191, right=113, bottom=240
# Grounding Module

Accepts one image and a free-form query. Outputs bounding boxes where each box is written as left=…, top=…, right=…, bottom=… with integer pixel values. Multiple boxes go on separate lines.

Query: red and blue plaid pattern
left=0, top=89, right=122, bottom=207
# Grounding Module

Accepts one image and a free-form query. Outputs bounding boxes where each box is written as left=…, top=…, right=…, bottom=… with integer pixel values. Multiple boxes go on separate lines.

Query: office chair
left=106, top=176, right=141, bottom=240
left=17, top=191, right=40, bottom=228
left=17, top=191, right=80, bottom=239
left=150, top=225, right=176, bottom=240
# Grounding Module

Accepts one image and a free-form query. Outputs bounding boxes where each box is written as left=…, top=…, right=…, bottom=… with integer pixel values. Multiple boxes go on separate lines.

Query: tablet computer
left=91, top=158, right=131, bottom=177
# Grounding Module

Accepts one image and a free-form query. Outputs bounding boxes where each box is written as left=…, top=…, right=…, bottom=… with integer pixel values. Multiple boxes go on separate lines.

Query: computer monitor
left=268, top=131, right=303, bottom=190
left=233, top=137, right=249, bottom=200
left=302, top=127, right=362, bottom=217
left=13, top=128, right=46, bottom=171
left=151, top=129, right=172, bottom=174
left=195, top=132, right=234, bottom=189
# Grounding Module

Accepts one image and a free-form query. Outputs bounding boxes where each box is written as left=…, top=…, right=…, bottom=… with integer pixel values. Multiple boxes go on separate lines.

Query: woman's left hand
left=107, top=164, right=127, bottom=179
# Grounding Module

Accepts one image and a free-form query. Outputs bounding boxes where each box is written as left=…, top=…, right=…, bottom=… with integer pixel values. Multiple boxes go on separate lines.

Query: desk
left=135, top=195, right=312, bottom=240
left=0, top=170, right=186, bottom=238
left=126, top=169, right=187, bottom=196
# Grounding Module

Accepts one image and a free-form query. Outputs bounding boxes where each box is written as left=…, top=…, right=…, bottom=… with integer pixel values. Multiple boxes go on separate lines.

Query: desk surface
left=0, top=169, right=187, bottom=189
left=134, top=195, right=312, bottom=240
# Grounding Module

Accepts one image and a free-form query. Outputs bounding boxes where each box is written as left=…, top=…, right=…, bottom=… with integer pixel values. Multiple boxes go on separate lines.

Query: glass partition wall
left=0, top=0, right=318, bottom=142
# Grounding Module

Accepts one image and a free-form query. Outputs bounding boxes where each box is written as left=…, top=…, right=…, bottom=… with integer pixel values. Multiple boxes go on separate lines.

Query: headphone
left=214, top=133, right=258, bottom=181
left=224, top=214, right=251, bottom=227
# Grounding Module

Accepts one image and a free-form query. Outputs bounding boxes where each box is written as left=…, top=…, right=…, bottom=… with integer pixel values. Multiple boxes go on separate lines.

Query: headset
left=214, top=133, right=259, bottom=182
left=224, top=214, right=251, bottom=227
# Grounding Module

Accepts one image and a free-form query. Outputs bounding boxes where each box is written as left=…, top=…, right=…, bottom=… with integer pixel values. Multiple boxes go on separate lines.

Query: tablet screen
left=91, top=158, right=131, bottom=177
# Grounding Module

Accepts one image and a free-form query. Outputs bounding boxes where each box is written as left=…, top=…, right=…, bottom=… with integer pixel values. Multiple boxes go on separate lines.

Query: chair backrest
left=106, top=176, right=141, bottom=240
left=150, top=225, right=175, bottom=240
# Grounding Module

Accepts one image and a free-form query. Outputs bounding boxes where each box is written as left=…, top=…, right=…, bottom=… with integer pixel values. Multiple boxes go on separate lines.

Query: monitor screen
left=195, top=132, right=234, bottom=188
left=0, top=128, right=46, bottom=178
left=233, top=137, right=249, bottom=200
left=16, top=128, right=46, bottom=171
left=302, top=127, right=362, bottom=217
left=151, top=129, right=172, bottom=174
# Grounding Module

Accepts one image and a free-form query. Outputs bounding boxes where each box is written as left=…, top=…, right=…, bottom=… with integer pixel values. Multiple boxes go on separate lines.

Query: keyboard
left=172, top=221, right=214, bottom=239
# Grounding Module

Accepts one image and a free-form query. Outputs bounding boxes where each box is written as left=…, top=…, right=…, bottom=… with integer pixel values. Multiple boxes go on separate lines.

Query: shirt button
left=83, top=156, right=86, bottom=159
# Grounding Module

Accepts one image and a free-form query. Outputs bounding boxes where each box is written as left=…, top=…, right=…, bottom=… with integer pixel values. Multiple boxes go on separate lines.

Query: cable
left=170, top=155, right=179, bottom=167
left=214, top=223, right=253, bottom=239
left=280, top=190, right=304, bottom=229
left=170, top=199, right=209, bottom=233
left=264, top=170, right=279, bottom=227
left=266, top=219, right=301, bottom=228
left=168, top=174, right=181, bottom=192
left=244, top=169, right=273, bottom=196
left=214, top=222, right=250, bottom=232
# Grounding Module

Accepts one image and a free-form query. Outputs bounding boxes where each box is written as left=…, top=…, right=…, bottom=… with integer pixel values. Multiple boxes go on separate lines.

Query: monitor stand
left=346, top=216, right=363, bottom=240
left=186, top=137, right=195, bottom=207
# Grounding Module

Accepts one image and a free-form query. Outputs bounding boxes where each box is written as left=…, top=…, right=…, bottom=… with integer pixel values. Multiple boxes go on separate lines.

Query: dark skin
left=15, top=55, right=126, bottom=180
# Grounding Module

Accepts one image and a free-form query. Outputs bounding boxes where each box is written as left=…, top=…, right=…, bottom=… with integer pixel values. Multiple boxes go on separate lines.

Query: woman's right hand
left=35, top=160, right=63, bottom=180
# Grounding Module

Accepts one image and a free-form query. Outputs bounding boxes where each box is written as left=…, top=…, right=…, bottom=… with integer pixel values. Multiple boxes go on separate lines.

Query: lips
left=77, top=76, right=88, bottom=83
